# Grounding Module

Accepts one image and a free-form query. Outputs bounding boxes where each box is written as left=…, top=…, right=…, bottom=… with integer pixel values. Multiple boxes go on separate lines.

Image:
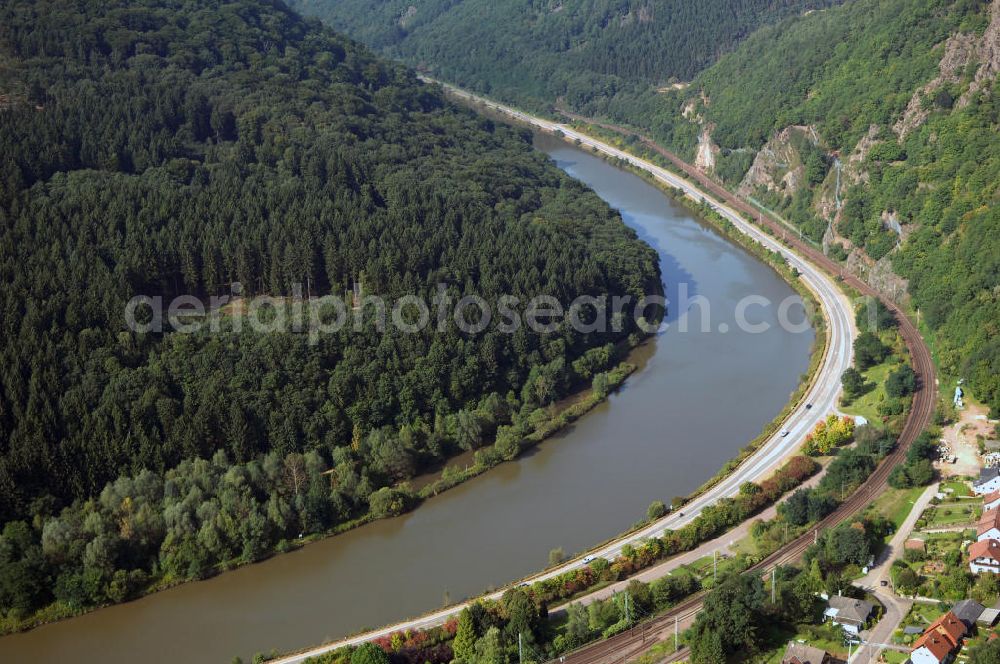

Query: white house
left=979, top=509, right=1000, bottom=541
left=974, top=467, right=1000, bottom=495
left=985, top=490, right=1000, bottom=513
left=823, top=596, right=874, bottom=635
left=970, top=539, right=1000, bottom=575
left=911, top=633, right=956, bottom=664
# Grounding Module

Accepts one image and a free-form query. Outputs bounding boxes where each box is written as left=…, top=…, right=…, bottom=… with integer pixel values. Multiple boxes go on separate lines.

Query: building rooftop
left=980, top=608, right=1000, bottom=626
left=781, top=642, right=828, bottom=664
left=925, top=610, right=968, bottom=645
left=913, top=632, right=956, bottom=661
left=978, top=508, right=1000, bottom=536
left=827, top=596, right=874, bottom=624
left=970, top=539, right=1000, bottom=561
left=978, top=467, right=1000, bottom=486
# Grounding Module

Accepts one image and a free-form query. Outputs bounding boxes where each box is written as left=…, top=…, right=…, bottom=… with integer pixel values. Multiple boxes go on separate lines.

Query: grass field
left=871, top=485, right=928, bottom=534
left=841, top=361, right=894, bottom=424
left=940, top=480, right=973, bottom=498
left=920, top=502, right=980, bottom=529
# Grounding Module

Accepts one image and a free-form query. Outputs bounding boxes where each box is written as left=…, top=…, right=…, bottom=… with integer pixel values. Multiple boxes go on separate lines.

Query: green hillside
left=289, top=0, right=842, bottom=110
left=0, top=0, right=660, bottom=616
left=662, top=0, right=1000, bottom=415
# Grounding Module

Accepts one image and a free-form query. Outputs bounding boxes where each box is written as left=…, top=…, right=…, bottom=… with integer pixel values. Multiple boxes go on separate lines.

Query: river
left=0, top=132, right=814, bottom=664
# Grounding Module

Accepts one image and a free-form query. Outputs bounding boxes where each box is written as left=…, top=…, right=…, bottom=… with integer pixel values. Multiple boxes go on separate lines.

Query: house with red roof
left=910, top=611, right=967, bottom=664
left=984, top=489, right=1000, bottom=513
left=978, top=508, right=1000, bottom=541
left=970, top=539, right=1000, bottom=574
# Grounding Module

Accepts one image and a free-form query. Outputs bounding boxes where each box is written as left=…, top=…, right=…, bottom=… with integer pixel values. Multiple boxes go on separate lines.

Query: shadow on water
left=548, top=150, right=698, bottom=328
left=627, top=214, right=696, bottom=327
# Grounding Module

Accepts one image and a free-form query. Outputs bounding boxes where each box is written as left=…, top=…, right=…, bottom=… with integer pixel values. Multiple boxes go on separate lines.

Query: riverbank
left=468, top=98, right=831, bottom=513
left=0, top=356, right=643, bottom=638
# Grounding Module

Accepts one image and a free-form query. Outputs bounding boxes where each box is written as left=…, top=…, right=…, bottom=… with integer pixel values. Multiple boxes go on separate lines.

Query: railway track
left=553, top=121, right=938, bottom=664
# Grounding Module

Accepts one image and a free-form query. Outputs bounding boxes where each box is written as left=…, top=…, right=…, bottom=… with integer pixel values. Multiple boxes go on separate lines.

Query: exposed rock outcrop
left=959, top=0, right=1000, bottom=107
left=845, top=246, right=910, bottom=304
left=895, top=32, right=979, bottom=137
left=736, top=125, right=817, bottom=197
left=844, top=124, right=882, bottom=185
left=694, top=126, right=719, bottom=172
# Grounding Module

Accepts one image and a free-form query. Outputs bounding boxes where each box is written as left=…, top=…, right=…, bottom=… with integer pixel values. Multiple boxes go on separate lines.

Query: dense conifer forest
left=0, top=0, right=660, bottom=618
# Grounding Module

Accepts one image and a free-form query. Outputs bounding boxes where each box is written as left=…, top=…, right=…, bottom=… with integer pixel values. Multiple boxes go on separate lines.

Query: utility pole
left=518, top=632, right=523, bottom=664
left=713, top=550, right=718, bottom=583
left=674, top=616, right=679, bottom=651
left=624, top=592, right=630, bottom=624
left=771, top=568, right=776, bottom=604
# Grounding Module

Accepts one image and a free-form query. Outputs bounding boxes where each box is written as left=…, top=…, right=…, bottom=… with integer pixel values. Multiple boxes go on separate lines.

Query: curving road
left=270, top=83, right=857, bottom=664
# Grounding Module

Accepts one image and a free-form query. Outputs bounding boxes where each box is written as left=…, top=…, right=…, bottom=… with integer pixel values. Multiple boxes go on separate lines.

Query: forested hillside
left=289, top=0, right=842, bottom=111
left=651, top=0, right=1000, bottom=416
left=0, top=0, right=660, bottom=617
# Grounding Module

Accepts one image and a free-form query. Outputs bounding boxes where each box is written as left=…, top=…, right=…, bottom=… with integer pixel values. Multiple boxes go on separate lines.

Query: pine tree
left=453, top=608, right=477, bottom=663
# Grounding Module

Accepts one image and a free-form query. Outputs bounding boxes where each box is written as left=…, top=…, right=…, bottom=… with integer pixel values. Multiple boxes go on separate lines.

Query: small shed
left=980, top=608, right=1000, bottom=627
left=905, top=538, right=927, bottom=552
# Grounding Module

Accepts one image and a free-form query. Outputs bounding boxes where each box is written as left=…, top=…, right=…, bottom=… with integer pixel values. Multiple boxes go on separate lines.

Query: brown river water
left=0, top=132, right=813, bottom=663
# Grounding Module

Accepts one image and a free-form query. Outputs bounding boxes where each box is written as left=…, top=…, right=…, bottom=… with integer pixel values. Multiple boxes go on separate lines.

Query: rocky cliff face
left=895, top=32, right=979, bottom=137
left=960, top=0, right=1000, bottom=106
left=695, top=126, right=719, bottom=171
left=737, top=125, right=818, bottom=198
left=733, top=0, right=999, bottom=303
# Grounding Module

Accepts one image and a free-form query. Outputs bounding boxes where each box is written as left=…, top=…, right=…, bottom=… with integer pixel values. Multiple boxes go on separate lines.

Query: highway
left=270, top=82, right=858, bottom=664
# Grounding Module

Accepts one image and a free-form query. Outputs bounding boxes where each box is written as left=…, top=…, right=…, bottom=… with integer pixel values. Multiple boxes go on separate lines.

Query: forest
left=0, top=0, right=662, bottom=619
left=289, top=0, right=843, bottom=112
